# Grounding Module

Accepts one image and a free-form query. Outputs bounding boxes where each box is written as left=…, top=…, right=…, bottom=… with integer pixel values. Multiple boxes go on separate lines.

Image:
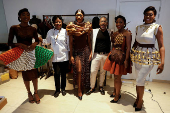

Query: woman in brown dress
left=67, top=9, right=92, bottom=100
left=103, top=15, right=132, bottom=103
left=8, top=8, right=40, bottom=104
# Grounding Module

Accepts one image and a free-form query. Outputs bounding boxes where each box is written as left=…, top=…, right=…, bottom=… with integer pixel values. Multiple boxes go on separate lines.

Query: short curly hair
left=115, top=15, right=126, bottom=28
left=143, top=6, right=157, bottom=16
left=18, top=8, right=30, bottom=22
left=52, top=15, right=63, bottom=24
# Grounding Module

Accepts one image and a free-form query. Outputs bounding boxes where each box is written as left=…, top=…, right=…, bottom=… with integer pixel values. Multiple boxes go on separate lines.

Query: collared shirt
left=42, top=28, right=69, bottom=62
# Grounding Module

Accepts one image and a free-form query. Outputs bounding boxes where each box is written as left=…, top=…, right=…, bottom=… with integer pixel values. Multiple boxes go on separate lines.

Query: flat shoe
left=34, top=93, right=40, bottom=104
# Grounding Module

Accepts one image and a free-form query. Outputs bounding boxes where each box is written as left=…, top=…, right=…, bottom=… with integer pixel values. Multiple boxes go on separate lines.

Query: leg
left=75, top=57, right=82, bottom=99
left=60, top=61, right=69, bottom=96
left=24, top=80, right=34, bottom=103
left=86, top=53, right=100, bottom=94
left=134, top=63, right=153, bottom=110
left=52, top=62, right=61, bottom=92
left=32, top=78, right=40, bottom=104
left=90, top=53, right=101, bottom=89
left=99, top=54, right=107, bottom=88
left=113, top=74, right=122, bottom=101
left=110, top=75, right=116, bottom=96
left=98, top=54, right=108, bottom=95
left=136, top=86, right=144, bottom=108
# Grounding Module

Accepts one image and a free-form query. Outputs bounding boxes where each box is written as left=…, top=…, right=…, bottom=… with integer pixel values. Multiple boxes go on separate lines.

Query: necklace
left=53, top=29, right=61, bottom=42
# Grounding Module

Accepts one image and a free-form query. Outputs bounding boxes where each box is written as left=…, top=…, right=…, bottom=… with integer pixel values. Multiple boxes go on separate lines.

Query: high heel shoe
left=133, top=99, right=138, bottom=107
left=133, top=103, right=137, bottom=108
left=135, top=100, right=143, bottom=111
left=78, top=96, right=82, bottom=100
left=110, top=94, right=115, bottom=98
left=135, top=107, right=142, bottom=111
left=110, top=95, right=121, bottom=103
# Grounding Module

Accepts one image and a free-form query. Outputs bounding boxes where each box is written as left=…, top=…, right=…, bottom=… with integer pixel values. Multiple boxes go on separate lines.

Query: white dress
left=132, top=23, right=161, bottom=86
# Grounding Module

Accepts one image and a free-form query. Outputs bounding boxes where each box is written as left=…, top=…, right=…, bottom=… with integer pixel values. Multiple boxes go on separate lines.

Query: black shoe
left=86, top=88, right=95, bottom=95
left=78, top=96, right=82, bottom=100
left=61, top=90, right=66, bottom=96
left=54, top=91, right=60, bottom=98
left=110, top=95, right=121, bottom=103
left=110, top=94, right=115, bottom=98
left=135, top=107, right=142, bottom=111
left=99, top=87, right=105, bottom=95
left=133, top=103, right=137, bottom=108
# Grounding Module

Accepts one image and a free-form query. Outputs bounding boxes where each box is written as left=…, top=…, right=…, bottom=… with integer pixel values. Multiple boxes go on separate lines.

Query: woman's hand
left=18, top=43, right=29, bottom=51
left=28, top=43, right=36, bottom=51
left=89, top=53, right=92, bottom=61
left=157, top=63, right=164, bottom=74
left=38, top=37, right=43, bottom=42
left=71, top=56, right=75, bottom=64
left=124, top=60, right=128, bottom=68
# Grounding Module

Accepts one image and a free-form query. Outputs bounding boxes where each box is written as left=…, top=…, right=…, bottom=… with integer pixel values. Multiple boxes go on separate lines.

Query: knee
left=114, top=76, right=121, bottom=82
left=136, top=79, right=145, bottom=86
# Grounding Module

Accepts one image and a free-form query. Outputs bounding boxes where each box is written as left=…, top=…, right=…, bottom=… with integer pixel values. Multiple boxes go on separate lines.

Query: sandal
left=28, top=92, right=34, bottom=103
left=34, top=92, right=40, bottom=104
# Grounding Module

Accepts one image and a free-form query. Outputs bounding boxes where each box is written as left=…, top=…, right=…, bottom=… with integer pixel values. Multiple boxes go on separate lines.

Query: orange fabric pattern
left=0, top=47, right=24, bottom=65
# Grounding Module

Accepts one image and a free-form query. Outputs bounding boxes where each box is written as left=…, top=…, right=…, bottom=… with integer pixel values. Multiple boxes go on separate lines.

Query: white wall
left=0, top=0, right=8, bottom=43
left=3, top=0, right=116, bottom=30
left=1, top=0, right=170, bottom=80
left=152, top=0, right=170, bottom=80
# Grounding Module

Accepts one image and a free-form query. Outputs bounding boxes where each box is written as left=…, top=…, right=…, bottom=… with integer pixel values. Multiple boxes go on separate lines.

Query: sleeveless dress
left=0, top=25, right=53, bottom=81
left=103, top=33, right=132, bottom=75
left=67, top=22, right=91, bottom=89
left=130, top=23, right=161, bottom=86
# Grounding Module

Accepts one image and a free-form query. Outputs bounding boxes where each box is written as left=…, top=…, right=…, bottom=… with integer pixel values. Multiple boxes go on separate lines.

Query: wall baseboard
left=152, top=79, right=170, bottom=83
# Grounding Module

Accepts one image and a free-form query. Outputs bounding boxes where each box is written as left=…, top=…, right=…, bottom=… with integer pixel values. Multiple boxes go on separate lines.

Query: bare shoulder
left=113, top=31, right=119, bottom=35
left=124, top=29, right=131, bottom=36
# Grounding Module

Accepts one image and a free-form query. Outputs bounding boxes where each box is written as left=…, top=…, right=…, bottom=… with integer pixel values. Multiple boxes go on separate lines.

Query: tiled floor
left=0, top=72, right=170, bottom=113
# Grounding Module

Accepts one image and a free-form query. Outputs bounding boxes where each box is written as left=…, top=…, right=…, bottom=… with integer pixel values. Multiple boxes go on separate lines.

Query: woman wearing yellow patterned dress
left=103, top=15, right=132, bottom=103
left=131, top=6, right=165, bottom=111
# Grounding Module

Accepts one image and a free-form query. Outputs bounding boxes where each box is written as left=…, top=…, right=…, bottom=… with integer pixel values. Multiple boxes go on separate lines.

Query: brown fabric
left=7, top=25, right=39, bottom=81
left=9, top=69, right=18, bottom=79
left=8, top=25, right=39, bottom=47
left=67, top=22, right=91, bottom=52
left=109, top=48, right=125, bottom=65
left=73, top=46, right=90, bottom=89
left=138, top=43, right=155, bottom=47
left=103, top=34, right=132, bottom=75
left=22, top=69, right=38, bottom=81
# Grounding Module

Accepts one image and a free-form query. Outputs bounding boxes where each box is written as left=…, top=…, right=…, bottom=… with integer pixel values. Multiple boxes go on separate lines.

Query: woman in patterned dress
left=7, top=8, right=40, bottom=104
left=131, top=6, right=165, bottom=111
left=103, top=15, right=132, bottom=103
left=67, top=9, right=92, bottom=100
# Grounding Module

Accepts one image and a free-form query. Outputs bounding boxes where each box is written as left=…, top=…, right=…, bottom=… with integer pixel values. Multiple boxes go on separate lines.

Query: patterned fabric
left=66, top=21, right=92, bottom=36
left=7, top=49, right=36, bottom=71
left=131, top=23, right=161, bottom=65
left=72, top=46, right=91, bottom=89
left=0, top=47, right=24, bottom=65
left=0, top=46, right=53, bottom=71
left=103, top=33, right=132, bottom=75
left=34, top=46, right=54, bottom=68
